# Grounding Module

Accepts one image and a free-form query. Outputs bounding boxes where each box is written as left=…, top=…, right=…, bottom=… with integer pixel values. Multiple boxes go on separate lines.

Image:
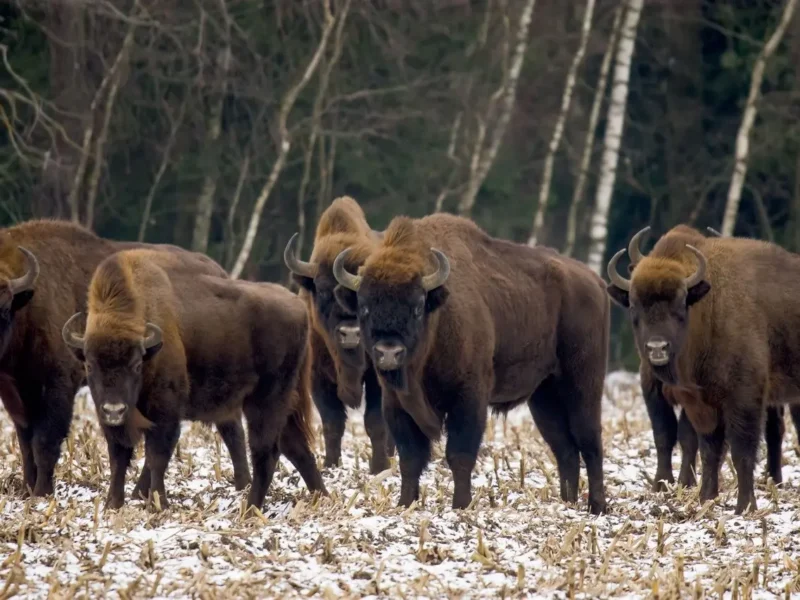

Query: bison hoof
left=588, top=498, right=607, bottom=515
left=677, top=473, right=696, bottom=488
left=105, top=496, right=125, bottom=510
left=233, top=475, right=252, bottom=491
left=369, top=457, right=391, bottom=475
left=651, top=475, right=674, bottom=493
left=323, top=458, right=341, bottom=470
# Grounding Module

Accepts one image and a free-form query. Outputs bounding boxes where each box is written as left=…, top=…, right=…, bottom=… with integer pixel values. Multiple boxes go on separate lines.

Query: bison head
left=62, top=313, right=162, bottom=427
left=606, top=227, right=710, bottom=384
left=284, top=232, right=368, bottom=370
left=0, top=247, right=39, bottom=353
left=332, top=245, right=450, bottom=391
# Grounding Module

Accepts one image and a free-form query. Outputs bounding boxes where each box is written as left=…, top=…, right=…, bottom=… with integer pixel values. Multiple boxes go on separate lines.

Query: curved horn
left=10, top=247, right=40, bottom=294
left=606, top=248, right=631, bottom=291
left=283, top=233, right=318, bottom=279
left=421, top=249, right=450, bottom=291
left=332, top=248, right=362, bottom=291
left=627, top=226, right=651, bottom=265
left=143, top=322, right=163, bottom=349
left=61, top=312, right=86, bottom=350
left=683, top=245, right=707, bottom=289
left=706, top=227, right=722, bottom=237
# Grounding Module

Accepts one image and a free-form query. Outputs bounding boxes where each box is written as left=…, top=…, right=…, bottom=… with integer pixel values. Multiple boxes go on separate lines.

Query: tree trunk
left=457, top=0, right=537, bottom=216
left=527, top=0, right=596, bottom=247
left=585, top=0, right=643, bottom=276
left=563, top=5, right=623, bottom=257
left=230, top=0, right=337, bottom=280
left=720, top=0, right=799, bottom=236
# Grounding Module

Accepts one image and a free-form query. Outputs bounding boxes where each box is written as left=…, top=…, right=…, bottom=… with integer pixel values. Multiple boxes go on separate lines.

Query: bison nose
left=101, top=402, right=128, bottom=427
left=336, top=324, right=361, bottom=349
left=645, top=338, right=671, bottom=366
left=373, top=342, right=406, bottom=371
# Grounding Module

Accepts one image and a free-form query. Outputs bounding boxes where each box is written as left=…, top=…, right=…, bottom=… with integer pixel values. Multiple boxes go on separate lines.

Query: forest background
left=0, top=0, right=796, bottom=369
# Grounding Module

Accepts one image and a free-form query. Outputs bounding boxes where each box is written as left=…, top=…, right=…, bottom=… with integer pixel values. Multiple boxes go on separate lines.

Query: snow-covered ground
left=2, top=371, right=800, bottom=598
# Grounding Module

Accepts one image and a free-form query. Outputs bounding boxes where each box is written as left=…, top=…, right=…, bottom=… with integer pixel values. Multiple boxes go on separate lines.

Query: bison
left=332, top=213, right=609, bottom=513
left=606, top=224, right=800, bottom=514
left=284, top=196, right=394, bottom=474
left=0, top=219, right=249, bottom=498
left=61, top=248, right=326, bottom=509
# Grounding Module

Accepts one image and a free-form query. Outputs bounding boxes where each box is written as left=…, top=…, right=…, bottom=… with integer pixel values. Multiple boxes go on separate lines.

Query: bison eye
left=360, top=306, right=369, bottom=318
left=133, top=362, right=142, bottom=374
left=414, top=304, right=423, bottom=319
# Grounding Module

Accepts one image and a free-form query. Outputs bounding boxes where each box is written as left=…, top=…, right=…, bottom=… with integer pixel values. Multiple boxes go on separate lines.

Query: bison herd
left=0, top=201, right=797, bottom=517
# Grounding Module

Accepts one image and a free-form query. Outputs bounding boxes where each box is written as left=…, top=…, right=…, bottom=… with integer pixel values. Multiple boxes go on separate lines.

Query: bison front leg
left=14, top=424, right=36, bottom=495
left=790, top=405, right=800, bottom=457
left=444, top=397, right=487, bottom=510
left=132, top=462, right=151, bottom=501
left=727, top=405, right=762, bottom=515
left=216, top=419, right=252, bottom=490
left=642, top=378, right=678, bottom=492
left=143, top=422, right=180, bottom=510
left=363, top=368, right=392, bottom=474
left=105, top=438, right=134, bottom=509
left=312, top=372, right=347, bottom=469
left=384, top=401, right=431, bottom=508
left=698, top=420, right=726, bottom=504
left=764, top=406, right=785, bottom=484
left=677, top=410, right=698, bottom=488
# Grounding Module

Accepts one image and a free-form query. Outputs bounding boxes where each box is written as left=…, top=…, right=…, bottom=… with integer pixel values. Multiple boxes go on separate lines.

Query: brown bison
left=0, top=219, right=248, bottom=498
left=61, top=248, right=326, bottom=509
left=606, top=224, right=800, bottom=514
left=332, top=214, right=609, bottom=513
left=284, top=196, right=394, bottom=474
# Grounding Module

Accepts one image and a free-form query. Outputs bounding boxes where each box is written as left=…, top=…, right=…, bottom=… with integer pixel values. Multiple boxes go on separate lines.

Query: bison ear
left=11, top=290, right=34, bottom=312
left=606, top=284, right=630, bottom=308
left=143, top=342, right=163, bottom=362
left=292, top=273, right=315, bottom=293
left=686, top=280, right=710, bottom=307
left=334, top=285, right=358, bottom=314
left=69, top=346, right=86, bottom=363
left=425, top=286, right=449, bottom=313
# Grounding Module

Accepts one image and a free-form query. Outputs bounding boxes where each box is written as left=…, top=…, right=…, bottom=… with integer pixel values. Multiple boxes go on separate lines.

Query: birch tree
left=563, top=6, right=623, bottom=257
left=527, top=0, right=596, bottom=247
left=230, top=0, right=336, bottom=280
left=457, top=0, right=537, bottom=217
left=720, top=0, right=799, bottom=236
left=585, top=0, right=643, bottom=275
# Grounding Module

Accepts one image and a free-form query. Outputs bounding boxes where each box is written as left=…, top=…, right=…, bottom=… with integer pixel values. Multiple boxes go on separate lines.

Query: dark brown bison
left=332, top=214, right=609, bottom=513
left=284, top=196, right=394, bottom=474
left=0, top=219, right=248, bottom=499
left=61, top=248, right=326, bottom=509
left=606, top=224, right=800, bottom=514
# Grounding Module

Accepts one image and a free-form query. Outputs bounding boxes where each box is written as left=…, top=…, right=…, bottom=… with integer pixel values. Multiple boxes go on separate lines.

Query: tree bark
left=457, top=0, right=537, bottom=217
left=720, top=0, right=799, bottom=236
left=585, top=0, right=643, bottom=276
left=564, top=5, right=623, bottom=257
left=230, top=0, right=337, bottom=280
left=527, top=0, right=596, bottom=247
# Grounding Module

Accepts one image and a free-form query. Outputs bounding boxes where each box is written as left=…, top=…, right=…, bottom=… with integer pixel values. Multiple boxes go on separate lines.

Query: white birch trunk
left=585, top=0, right=643, bottom=275
left=721, top=0, right=799, bottom=236
left=527, top=0, right=596, bottom=247
left=230, top=0, right=336, bottom=280
left=457, top=0, right=537, bottom=216
left=564, top=6, right=623, bottom=257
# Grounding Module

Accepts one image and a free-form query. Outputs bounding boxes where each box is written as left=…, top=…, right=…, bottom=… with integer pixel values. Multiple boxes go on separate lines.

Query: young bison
left=333, top=214, right=609, bottom=514
left=607, top=225, right=800, bottom=514
left=62, top=249, right=326, bottom=510
left=284, top=196, right=394, bottom=473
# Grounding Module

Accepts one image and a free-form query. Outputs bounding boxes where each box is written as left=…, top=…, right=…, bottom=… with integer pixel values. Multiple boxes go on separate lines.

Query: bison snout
left=373, top=342, right=406, bottom=371
left=645, top=338, right=671, bottom=366
left=101, top=402, right=128, bottom=426
left=336, top=323, right=361, bottom=349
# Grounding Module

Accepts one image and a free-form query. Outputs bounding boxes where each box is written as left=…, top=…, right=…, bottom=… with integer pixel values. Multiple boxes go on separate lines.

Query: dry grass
left=2, top=372, right=800, bottom=598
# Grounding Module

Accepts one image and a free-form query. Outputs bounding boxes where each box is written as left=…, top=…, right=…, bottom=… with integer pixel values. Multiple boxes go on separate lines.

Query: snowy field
left=2, top=371, right=800, bottom=598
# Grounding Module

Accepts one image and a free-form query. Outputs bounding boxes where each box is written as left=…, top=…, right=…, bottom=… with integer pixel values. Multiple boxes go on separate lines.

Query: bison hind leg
left=279, top=414, right=327, bottom=496
left=764, top=406, right=785, bottom=485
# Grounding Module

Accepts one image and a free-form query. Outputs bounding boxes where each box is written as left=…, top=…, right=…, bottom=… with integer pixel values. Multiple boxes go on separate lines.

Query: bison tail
left=289, top=343, right=316, bottom=449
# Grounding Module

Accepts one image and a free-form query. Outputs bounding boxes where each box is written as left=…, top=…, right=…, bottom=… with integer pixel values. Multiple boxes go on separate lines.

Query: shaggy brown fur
left=608, top=224, right=800, bottom=514
left=285, top=196, right=394, bottom=474
left=66, top=249, right=324, bottom=510
left=0, top=219, right=231, bottom=498
left=336, top=213, right=609, bottom=514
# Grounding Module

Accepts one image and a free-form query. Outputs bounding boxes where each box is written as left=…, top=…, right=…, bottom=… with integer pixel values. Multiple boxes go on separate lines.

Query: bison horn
left=283, top=232, right=318, bottom=279
left=143, top=322, right=163, bottom=349
left=706, top=227, right=722, bottom=237
left=606, top=248, right=631, bottom=291
left=10, top=246, right=39, bottom=295
left=421, top=249, right=450, bottom=291
left=627, top=226, right=650, bottom=266
left=683, top=245, right=707, bottom=289
left=332, top=248, right=362, bottom=291
left=62, top=312, right=86, bottom=350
